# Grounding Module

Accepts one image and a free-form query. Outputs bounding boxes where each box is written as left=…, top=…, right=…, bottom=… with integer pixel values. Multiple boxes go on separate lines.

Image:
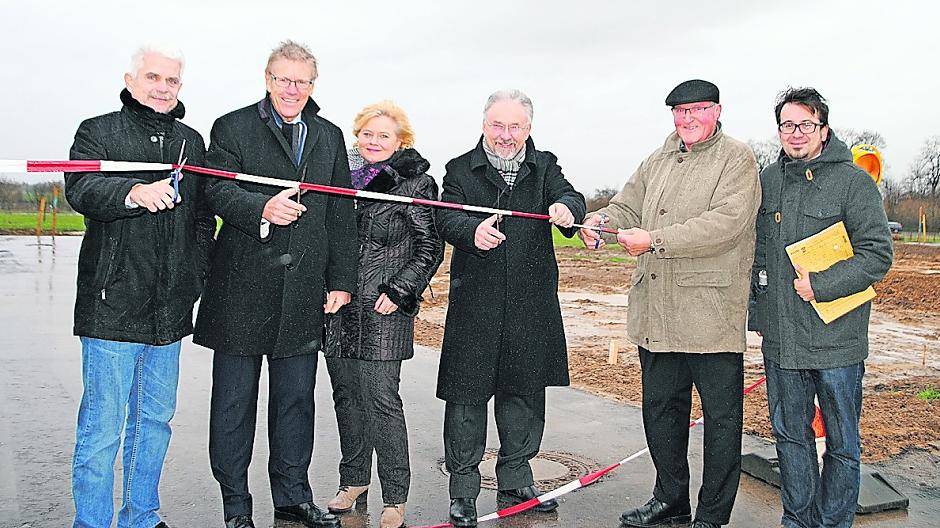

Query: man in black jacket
left=193, top=40, right=356, bottom=528
left=436, top=89, right=586, bottom=527
left=65, top=45, right=214, bottom=528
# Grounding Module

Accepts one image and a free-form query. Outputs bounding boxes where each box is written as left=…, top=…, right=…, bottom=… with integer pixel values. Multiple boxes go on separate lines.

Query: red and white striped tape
left=413, top=376, right=767, bottom=528
left=1, top=159, right=619, bottom=234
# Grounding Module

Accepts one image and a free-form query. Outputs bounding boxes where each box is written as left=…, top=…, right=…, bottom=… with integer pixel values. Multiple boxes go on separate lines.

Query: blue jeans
left=764, top=358, right=864, bottom=528
left=72, top=337, right=181, bottom=528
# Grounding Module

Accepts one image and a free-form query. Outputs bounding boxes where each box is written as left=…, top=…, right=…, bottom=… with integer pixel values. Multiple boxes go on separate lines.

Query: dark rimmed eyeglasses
left=778, top=121, right=825, bottom=134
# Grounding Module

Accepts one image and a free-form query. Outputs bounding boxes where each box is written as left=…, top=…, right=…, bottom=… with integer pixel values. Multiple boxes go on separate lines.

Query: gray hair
left=484, top=89, right=534, bottom=123
left=128, top=44, right=185, bottom=78
left=266, top=40, right=318, bottom=81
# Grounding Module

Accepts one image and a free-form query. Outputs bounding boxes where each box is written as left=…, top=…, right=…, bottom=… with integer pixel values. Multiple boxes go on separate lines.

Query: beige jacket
left=593, top=127, right=760, bottom=353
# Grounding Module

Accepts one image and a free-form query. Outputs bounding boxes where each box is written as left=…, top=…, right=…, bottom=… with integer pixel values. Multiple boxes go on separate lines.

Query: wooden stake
left=608, top=340, right=619, bottom=365
left=35, top=196, right=46, bottom=237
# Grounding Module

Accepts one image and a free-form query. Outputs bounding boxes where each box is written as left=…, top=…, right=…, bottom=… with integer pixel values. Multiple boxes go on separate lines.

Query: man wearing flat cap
left=581, top=80, right=761, bottom=528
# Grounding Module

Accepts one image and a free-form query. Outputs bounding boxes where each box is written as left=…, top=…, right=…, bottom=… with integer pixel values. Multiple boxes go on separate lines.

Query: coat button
left=650, top=273, right=657, bottom=280
left=655, top=238, right=662, bottom=244
left=292, top=222, right=299, bottom=229
left=658, top=248, right=665, bottom=254
left=659, top=208, right=667, bottom=215
left=150, top=135, right=158, bottom=143
left=677, top=158, right=684, bottom=164
left=286, top=263, right=295, bottom=271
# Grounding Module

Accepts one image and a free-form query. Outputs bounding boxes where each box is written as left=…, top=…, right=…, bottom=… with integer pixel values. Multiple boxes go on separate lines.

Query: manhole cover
left=439, top=449, right=603, bottom=490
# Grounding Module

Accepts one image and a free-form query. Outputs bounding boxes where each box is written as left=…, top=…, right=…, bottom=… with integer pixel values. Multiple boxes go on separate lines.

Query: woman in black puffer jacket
left=323, top=100, right=444, bottom=528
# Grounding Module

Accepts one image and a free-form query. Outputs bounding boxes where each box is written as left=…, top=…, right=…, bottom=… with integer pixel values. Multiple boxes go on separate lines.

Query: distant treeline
left=0, top=178, right=73, bottom=212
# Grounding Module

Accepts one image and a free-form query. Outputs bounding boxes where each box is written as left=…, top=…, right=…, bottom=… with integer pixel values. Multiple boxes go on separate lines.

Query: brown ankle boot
left=326, top=485, right=369, bottom=513
left=380, top=503, right=405, bottom=528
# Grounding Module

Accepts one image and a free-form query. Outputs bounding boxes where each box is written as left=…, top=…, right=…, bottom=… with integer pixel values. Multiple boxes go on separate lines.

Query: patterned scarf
left=482, top=140, right=526, bottom=189
left=348, top=148, right=390, bottom=190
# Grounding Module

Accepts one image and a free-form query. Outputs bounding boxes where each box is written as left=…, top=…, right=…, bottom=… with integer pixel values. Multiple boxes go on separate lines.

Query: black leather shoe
left=449, top=498, right=478, bottom=527
left=155, top=523, right=170, bottom=528
left=274, top=502, right=341, bottom=527
left=496, top=485, right=558, bottom=512
left=691, top=521, right=720, bottom=528
left=224, top=515, right=255, bottom=528
left=620, top=497, right=691, bottom=527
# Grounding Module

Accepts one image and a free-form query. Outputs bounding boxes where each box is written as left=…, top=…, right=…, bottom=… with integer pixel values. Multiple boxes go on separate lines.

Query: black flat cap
left=665, top=79, right=719, bottom=106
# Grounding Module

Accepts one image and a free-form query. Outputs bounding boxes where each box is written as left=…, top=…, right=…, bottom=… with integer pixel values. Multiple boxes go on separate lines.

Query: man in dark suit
left=193, top=40, right=357, bottom=528
left=436, top=89, right=586, bottom=527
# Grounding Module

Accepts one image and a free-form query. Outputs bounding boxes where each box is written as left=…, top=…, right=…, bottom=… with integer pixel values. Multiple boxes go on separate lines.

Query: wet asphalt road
left=0, top=236, right=932, bottom=527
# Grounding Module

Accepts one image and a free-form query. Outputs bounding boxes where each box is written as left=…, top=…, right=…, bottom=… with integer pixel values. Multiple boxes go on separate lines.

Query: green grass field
left=0, top=212, right=85, bottom=233
left=552, top=225, right=586, bottom=248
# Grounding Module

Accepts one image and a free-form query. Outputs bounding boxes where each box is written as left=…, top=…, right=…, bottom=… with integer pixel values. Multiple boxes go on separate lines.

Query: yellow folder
left=785, top=221, right=876, bottom=324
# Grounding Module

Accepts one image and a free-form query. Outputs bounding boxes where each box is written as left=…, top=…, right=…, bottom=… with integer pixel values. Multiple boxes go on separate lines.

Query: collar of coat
left=470, top=136, right=539, bottom=191
left=256, top=94, right=323, bottom=169
left=119, top=88, right=185, bottom=132
left=663, top=122, right=724, bottom=153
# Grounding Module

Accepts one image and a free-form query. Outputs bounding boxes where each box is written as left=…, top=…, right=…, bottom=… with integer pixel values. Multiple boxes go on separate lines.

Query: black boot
left=274, top=501, right=341, bottom=527
left=449, top=498, right=478, bottom=527
left=496, top=485, right=558, bottom=512
left=620, top=497, right=691, bottom=527
left=224, top=515, right=255, bottom=528
left=691, top=520, right=720, bottom=528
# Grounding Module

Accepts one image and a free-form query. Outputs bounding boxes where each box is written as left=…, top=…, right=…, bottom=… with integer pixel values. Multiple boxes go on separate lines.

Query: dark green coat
left=436, top=137, right=586, bottom=404
left=749, top=134, right=892, bottom=369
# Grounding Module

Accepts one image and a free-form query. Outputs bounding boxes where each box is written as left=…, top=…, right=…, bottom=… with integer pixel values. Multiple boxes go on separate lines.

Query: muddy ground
left=416, top=243, right=940, bottom=463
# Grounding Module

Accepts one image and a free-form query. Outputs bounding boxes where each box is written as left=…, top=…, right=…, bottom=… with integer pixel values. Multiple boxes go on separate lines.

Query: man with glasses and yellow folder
left=748, top=87, right=892, bottom=528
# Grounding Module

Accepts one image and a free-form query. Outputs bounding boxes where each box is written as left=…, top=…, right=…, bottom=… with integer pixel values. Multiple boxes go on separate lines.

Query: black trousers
left=638, top=347, right=743, bottom=525
left=325, top=357, right=410, bottom=504
left=443, top=390, right=546, bottom=499
left=209, top=352, right=317, bottom=520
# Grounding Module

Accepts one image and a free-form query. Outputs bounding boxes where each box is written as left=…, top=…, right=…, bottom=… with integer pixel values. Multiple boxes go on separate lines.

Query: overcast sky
left=1, top=0, right=937, bottom=194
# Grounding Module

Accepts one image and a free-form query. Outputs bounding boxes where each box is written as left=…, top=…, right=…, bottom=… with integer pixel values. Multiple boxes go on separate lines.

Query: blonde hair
left=352, top=100, right=415, bottom=149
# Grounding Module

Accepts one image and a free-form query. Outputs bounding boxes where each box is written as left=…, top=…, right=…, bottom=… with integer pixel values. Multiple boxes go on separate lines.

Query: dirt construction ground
left=416, top=242, right=940, bottom=463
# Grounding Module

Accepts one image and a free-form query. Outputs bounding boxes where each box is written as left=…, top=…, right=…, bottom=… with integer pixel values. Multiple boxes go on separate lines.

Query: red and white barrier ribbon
left=2, top=159, right=618, bottom=234
left=413, top=376, right=767, bottom=528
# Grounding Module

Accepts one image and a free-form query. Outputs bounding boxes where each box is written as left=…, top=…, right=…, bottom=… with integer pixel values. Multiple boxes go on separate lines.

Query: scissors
left=169, top=139, right=187, bottom=203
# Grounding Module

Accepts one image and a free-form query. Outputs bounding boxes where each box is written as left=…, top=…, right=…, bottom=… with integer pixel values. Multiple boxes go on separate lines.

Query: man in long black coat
left=193, top=40, right=356, bottom=528
left=436, top=89, right=586, bottom=527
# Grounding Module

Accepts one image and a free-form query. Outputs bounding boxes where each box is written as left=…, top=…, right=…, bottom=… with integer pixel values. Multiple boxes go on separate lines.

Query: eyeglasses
left=778, top=121, right=825, bottom=134
left=671, top=104, right=716, bottom=118
left=268, top=73, right=314, bottom=90
left=485, top=121, right=529, bottom=137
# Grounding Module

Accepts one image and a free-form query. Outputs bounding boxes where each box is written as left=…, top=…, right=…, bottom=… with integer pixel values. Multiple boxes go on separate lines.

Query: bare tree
left=834, top=128, right=887, bottom=150
left=0, top=177, right=23, bottom=210
left=747, top=137, right=780, bottom=173
left=585, top=187, right=618, bottom=212
left=881, top=173, right=905, bottom=220
left=909, top=135, right=940, bottom=198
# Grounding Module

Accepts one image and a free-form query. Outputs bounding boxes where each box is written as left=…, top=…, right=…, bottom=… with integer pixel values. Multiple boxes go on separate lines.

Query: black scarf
left=120, top=88, right=185, bottom=132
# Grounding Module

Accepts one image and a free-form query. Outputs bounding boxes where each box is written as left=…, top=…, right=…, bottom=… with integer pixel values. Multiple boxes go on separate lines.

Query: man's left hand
left=324, top=291, right=352, bottom=313
left=548, top=203, right=574, bottom=228
left=617, top=228, right=653, bottom=256
left=793, top=263, right=815, bottom=302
